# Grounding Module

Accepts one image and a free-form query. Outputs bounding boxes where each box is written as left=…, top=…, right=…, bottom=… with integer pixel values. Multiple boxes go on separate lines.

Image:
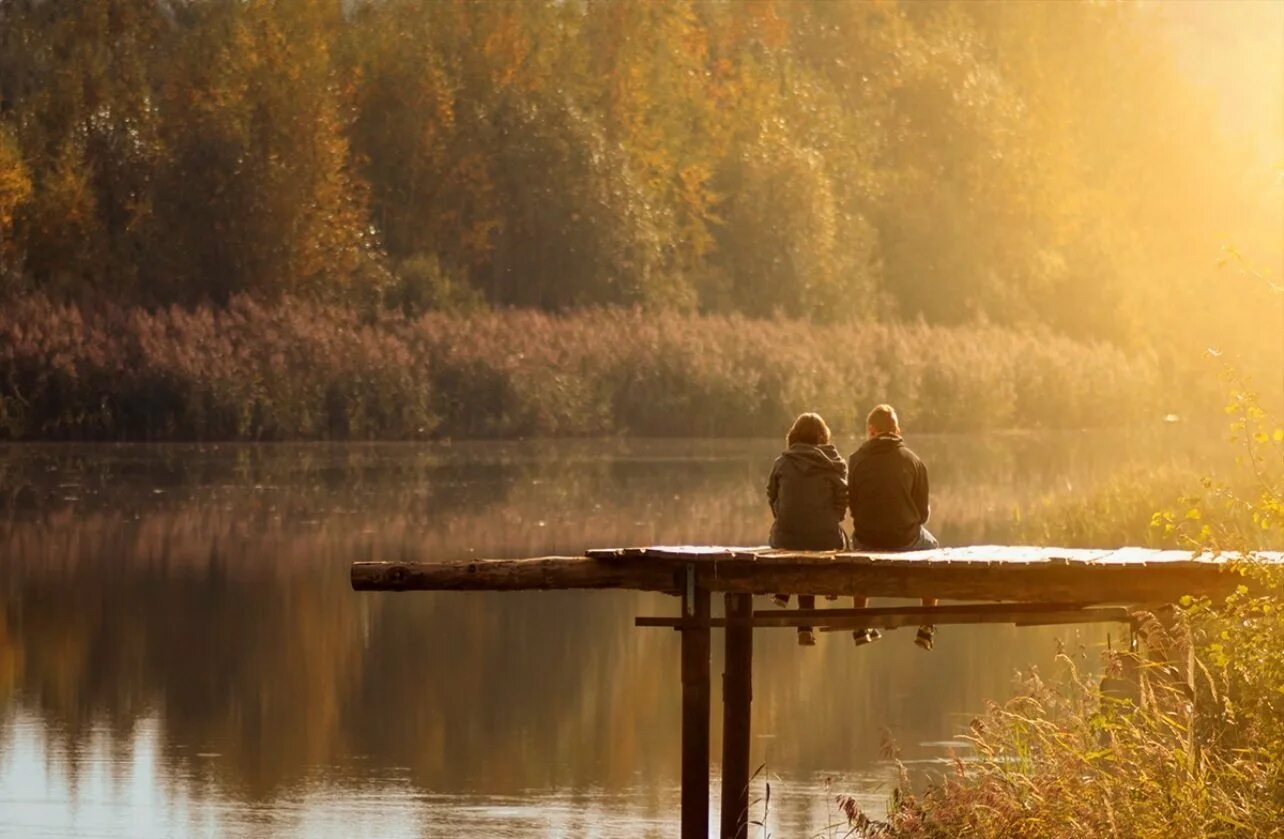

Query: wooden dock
left=351, top=545, right=1282, bottom=839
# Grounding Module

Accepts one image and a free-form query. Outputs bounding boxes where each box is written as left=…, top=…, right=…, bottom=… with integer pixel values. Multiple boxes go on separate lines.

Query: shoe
left=852, top=628, right=883, bottom=646
left=772, top=594, right=790, bottom=608
left=915, top=625, right=936, bottom=651
left=797, top=628, right=817, bottom=646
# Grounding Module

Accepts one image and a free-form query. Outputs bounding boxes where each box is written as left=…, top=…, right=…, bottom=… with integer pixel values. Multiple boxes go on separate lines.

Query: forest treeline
left=0, top=0, right=1279, bottom=438
left=1, top=1, right=1279, bottom=333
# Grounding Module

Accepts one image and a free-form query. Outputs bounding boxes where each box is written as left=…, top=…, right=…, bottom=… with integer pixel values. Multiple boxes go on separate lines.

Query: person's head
left=866, top=404, right=900, bottom=439
left=786, top=412, right=831, bottom=448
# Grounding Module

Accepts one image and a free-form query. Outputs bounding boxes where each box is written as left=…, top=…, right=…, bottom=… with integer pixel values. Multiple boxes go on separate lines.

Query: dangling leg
left=851, top=594, right=881, bottom=646
left=797, top=595, right=816, bottom=646
left=916, top=596, right=938, bottom=651
left=912, top=528, right=940, bottom=650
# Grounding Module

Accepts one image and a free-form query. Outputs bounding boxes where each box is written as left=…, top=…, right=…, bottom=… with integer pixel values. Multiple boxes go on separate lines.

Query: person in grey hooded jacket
left=767, top=412, right=848, bottom=645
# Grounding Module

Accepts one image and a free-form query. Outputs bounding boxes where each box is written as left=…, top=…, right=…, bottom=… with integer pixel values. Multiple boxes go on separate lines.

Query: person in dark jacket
left=767, top=412, right=848, bottom=646
left=848, top=404, right=941, bottom=650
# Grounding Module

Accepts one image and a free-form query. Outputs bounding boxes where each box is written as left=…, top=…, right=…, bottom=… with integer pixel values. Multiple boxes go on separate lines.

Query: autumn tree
left=152, top=0, right=378, bottom=302
left=0, top=127, right=32, bottom=275
left=0, top=0, right=1275, bottom=368
left=0, top=0, right=169, bottom=294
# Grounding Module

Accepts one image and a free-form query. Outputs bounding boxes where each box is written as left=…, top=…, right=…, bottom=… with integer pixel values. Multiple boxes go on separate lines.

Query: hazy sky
left=1162, top=0, right=1284, bottom=172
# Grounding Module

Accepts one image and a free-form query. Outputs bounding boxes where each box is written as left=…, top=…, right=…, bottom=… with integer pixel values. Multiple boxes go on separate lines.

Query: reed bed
left=848, top=411, right=1284, bottom=838
left=0, top=295, right=1166, bottom=440
left=854, top=565, right=1284, bottom=838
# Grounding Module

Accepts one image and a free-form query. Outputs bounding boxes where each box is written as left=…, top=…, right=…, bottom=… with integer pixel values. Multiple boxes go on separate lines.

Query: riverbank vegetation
left=0, top=1, right=1280, bottom=441
left=1014, top=464, right=1282, bottom=555
left=0, top=294, right=1176, bottom=440
left=860, top=569, right=1284, bottom=839
left=849, top=384, right=1284, bottom=838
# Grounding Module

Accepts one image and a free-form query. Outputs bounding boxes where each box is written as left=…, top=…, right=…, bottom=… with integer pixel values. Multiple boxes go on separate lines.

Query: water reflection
left=0, top=433, right=1216, bottom=836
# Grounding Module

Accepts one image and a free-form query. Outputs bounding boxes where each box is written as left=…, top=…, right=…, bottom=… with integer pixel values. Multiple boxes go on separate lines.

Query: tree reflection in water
left=0, top=434, right=1217, bottom=835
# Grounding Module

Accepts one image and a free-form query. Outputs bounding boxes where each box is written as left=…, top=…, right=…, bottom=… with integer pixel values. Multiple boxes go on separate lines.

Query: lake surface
left=0, top=431, right=1218, bottom=837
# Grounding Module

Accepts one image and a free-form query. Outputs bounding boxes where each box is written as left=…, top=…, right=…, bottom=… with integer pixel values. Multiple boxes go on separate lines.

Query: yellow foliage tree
left=0, top=128, right=32, bottom=266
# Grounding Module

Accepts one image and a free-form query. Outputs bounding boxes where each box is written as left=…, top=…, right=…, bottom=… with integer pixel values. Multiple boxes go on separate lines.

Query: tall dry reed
left=0, top=295, right=1166, bottom=440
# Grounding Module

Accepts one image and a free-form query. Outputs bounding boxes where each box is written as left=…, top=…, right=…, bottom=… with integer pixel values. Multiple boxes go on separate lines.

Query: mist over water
left=0, top=432, right=1222, bottom=836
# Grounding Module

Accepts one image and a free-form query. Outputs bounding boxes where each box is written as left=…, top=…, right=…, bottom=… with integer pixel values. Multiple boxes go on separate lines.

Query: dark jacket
left=767, top=443, right=848, bottom=550
left=847, top=434, right=929, bottom=550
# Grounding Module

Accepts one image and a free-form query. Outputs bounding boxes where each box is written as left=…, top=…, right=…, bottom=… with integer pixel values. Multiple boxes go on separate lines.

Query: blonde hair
left=866, top=403, right=899, bottom=435
left=786, top=412, right=831, bottom=447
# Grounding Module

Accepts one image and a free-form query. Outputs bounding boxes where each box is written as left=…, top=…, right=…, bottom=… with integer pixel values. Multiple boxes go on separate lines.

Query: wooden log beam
left=760, top=602, right=1092, bottom=620
left=636, top=606, right=1133, bottom=631
left=350, top=557, right=680, bottom=594
left=808, top=607, right=1132, bottom=631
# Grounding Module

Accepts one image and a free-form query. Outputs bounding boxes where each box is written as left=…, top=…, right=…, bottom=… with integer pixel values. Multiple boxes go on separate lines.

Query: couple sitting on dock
left=767, top=404, right=939, bottom=650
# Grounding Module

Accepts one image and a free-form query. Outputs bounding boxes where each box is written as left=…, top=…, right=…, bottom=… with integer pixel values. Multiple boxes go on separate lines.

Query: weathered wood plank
left=353, top=548, right=1281, bottom=603
left=635, top=606, right=1134, bottom=630
left=1012, top=610, right=1133, bottom=627
left=584, top=545, right=1276, bottom=567
left=590, top=545, right=770, bottom=562
left=698, top=561, right=1244, bottom=603
left=1094, top=547, right=1156, bottom=565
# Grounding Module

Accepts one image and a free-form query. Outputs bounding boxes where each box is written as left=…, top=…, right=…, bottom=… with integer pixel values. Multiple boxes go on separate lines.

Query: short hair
left=866, top=404, right=899, bottom=435
left=786, top=412, right=831, bottom=447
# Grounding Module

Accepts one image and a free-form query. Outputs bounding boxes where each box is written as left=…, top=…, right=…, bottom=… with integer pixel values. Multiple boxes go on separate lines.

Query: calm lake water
left=0, top=431, right=1219, bottom=837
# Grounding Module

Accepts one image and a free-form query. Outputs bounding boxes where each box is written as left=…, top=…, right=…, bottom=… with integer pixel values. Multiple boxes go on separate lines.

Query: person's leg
left=848, top=533, right=881, bottom=645
left=797, top=594, right=816, bottom=646
left=852, top=591, right=881, bottom=645
left=912, top=527, right=940, bottom=649
left=910, top=526, right=939, bottom=551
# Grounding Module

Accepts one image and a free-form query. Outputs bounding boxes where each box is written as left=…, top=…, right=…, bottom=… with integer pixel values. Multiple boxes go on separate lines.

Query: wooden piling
left=681, top=568, right=712, bottom=839
left=720, top=593, right=754, bottom=839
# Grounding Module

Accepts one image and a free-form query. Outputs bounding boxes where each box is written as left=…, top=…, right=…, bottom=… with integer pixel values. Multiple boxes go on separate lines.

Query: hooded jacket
left=767, top=443, right=848, bottom=551
left=847, top=434, right=929, bottom=550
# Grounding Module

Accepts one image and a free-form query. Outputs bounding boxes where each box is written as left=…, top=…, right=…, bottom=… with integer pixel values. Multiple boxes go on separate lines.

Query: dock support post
left=681, top=566, right=712, bottom=839
left=720, top=593, right=754, bottom=839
